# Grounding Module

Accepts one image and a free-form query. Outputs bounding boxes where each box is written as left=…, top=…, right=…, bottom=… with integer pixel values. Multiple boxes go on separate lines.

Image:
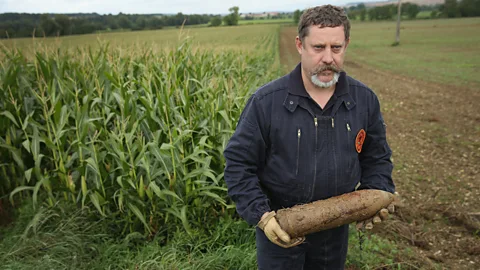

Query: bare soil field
left=280, top=26, right=480, bottom=269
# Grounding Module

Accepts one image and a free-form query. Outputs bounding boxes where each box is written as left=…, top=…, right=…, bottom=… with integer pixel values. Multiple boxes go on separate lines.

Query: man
left=223, top=5, right=395, bottom=270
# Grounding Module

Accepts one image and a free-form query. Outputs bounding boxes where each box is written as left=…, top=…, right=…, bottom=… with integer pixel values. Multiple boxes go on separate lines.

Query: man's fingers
left=264, top=230, right=278, bottom=245
left=379, top=208, right=389, bottom=220
left=365, top=218, right=374, bottom=230
left=357, top=218, right=374, bottom=230
left=259, top=212, right=302, bottom=248
left=357, top=207, right=392, bottom=231
left=265, top=227, right=302, bottom=248
left=274, top=236, right=305, bottom=248
left=273, top=225, right=291, bottom=243
left=387, top=203, right=395, bottom=214
left=356, top=220, right=365, bottom=231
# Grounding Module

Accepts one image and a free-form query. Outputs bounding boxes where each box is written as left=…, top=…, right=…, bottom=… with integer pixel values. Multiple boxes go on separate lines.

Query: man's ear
left=295, top=36, right=303, bottom=55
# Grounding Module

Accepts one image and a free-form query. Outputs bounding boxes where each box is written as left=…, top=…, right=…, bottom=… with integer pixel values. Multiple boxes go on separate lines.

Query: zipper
left=296, top=128, right=301, bottom=175
left=333, top=125, right=338, bottom=195
left=331, top=117, right=334, bottom=128
left=310, top=117, right=318, bottom=201
left=346, top=121, right=354, bottom=152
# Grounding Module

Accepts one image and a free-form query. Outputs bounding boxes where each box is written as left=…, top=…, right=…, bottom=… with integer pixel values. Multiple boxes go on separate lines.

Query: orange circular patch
left=355, top=129, right=366, bottom=153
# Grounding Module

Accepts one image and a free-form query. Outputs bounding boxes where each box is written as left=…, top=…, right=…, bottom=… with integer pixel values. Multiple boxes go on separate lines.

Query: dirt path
left=280, top=26, right=480, bottom=269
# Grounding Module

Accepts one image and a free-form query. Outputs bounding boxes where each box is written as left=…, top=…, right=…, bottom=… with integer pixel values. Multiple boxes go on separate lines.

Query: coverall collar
left=284, top=63, right=355, bottom=113
left=287, top=63, right=349, bottom=97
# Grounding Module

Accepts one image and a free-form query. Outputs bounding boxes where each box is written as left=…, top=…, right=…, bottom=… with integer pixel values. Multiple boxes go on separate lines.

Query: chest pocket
left=335, top=111, right=368, bottom=194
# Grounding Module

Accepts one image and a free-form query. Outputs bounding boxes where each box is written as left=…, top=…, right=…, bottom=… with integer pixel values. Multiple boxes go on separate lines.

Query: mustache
left=312, top=65, right=341, bottom=74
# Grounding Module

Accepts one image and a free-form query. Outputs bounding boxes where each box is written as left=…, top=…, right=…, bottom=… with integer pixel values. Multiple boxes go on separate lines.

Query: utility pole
left=394, top=0, right=402, bottom=45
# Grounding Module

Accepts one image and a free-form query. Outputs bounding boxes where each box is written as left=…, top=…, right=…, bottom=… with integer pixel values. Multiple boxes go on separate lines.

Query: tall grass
left=0, top=30, right=281, bottom=236
left=0, top=201, right=257, bottom=270
left=0, top=200, right=422, bottom=270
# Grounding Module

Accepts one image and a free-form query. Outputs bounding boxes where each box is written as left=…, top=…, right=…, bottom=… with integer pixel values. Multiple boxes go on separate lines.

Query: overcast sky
left=0, top=0, right=379, bottom=15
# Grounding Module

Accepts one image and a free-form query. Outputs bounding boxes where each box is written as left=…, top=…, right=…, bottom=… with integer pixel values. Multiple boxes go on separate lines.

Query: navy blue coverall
left=223, top=63, right=395, bottom=270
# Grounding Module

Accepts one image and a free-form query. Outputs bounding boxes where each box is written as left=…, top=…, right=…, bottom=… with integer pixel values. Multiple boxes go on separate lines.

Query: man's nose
left=322, top=48, right=334, bottom=64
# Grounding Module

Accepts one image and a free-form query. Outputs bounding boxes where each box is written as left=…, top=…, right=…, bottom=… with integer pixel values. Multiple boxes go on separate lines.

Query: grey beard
left=311, top=72, right=340, bottom=88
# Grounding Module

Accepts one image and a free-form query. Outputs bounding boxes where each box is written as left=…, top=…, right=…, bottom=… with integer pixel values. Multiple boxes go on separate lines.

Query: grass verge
left=0, top=200, right=423, bottom=270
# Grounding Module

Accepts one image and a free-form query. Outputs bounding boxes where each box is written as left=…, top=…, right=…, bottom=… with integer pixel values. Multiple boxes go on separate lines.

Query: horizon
left=0, top=0, right=393, bottom=16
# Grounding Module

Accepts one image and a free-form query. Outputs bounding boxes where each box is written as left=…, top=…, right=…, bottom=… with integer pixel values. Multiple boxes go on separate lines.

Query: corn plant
left=0, top=31, right=280, bottom=236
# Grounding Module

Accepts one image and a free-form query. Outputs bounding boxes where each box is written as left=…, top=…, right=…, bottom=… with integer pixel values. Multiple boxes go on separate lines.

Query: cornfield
left=0, top=27, right=281, bottom=236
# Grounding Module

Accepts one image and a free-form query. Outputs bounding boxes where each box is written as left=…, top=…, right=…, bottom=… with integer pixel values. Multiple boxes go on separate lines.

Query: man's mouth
left=312, top=65, right=340, bottom=75
left=319, top=70, right=333, bottom=76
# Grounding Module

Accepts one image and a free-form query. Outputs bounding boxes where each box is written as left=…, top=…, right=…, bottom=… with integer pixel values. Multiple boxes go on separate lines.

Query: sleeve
left=357, top=94, right=395, bottom=194
left=223, top=95, right=271, bottom=226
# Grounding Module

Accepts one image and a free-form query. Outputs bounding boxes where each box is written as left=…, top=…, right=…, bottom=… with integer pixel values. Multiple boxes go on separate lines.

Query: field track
left=280, top=26, right=480, bottom=269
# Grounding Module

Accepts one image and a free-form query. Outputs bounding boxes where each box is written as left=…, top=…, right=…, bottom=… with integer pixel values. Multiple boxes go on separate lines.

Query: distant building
left=240, top=12, right=280, bottom=19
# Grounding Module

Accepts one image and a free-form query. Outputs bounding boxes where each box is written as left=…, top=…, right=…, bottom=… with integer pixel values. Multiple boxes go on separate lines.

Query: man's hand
left=356, top=203, right=395, bottom=231
left=257, top=211, right=305, bottom=248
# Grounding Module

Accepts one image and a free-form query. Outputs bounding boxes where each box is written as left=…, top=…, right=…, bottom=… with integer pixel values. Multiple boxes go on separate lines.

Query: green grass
left=0, top=24, right=280, bottom=55
left=416, top=11, right=433, bottom=19
left=347, top=17, right=480, bottom=86
left=0, top=200, right=422, bottom=270
left=0, top=201, right=257, bottom=270
left=347, top=229, right=425, bottom=269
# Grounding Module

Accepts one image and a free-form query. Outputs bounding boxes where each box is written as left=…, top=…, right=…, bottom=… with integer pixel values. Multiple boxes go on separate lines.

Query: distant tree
left=360, top=8, right=367, bottom=21
left=458, top=0, right=480, bottom=17
left=146, top=17, right=163, bottom=29
left=442, top=0, right=460, bottom=18
left=166, top=12, right=186, bottom=26
left=368, top=4, right=396, bottom=20
left=106, top=14, right=119, bottom=30
left=133, top=16, right=146, bottom=30
left=223, top=6, right=239, bottom=26
left=70, top=19, right=93, bottom=35
left=380, top=4, right=396, bottom=20
left=293, top=9, right=302, bottom=24
left=40, top=14, right=59, bottom=36
left=231, top=6, right=240, bottom=24
left=368, top=8, right=377, bottom=21
left=209, top=16, right=222, bottom=27
left=54, top=14, right=71, bottom=35
left=118, top=14, right=132, bottom=29
left=348, top=11, right=357, bottom=20
left=0, top=15, right=36, bottom=38
left=348, top=3, right=366, bottom=11
left=0, top=12, right=219, bottom=38
left=403, top=3, right=420, bottom=19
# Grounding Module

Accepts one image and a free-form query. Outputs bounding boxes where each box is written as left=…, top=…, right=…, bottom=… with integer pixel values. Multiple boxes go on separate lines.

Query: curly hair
left=298, top=5, right=350, bottom=42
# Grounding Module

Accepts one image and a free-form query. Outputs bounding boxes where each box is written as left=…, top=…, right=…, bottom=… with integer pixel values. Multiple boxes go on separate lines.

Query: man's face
left=296, top=25, right=349, bottom=88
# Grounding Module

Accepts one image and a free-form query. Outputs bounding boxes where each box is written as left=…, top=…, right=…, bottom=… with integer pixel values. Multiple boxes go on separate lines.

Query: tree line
left=442, top=0, right=480, bottom=18
left=293, top=0, right=479, bottom=24
left=347, top=3, right=422, bottom=20
left=346, top=0, right=479, bottom=21
left=0, top=7, right=240, bottom=39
